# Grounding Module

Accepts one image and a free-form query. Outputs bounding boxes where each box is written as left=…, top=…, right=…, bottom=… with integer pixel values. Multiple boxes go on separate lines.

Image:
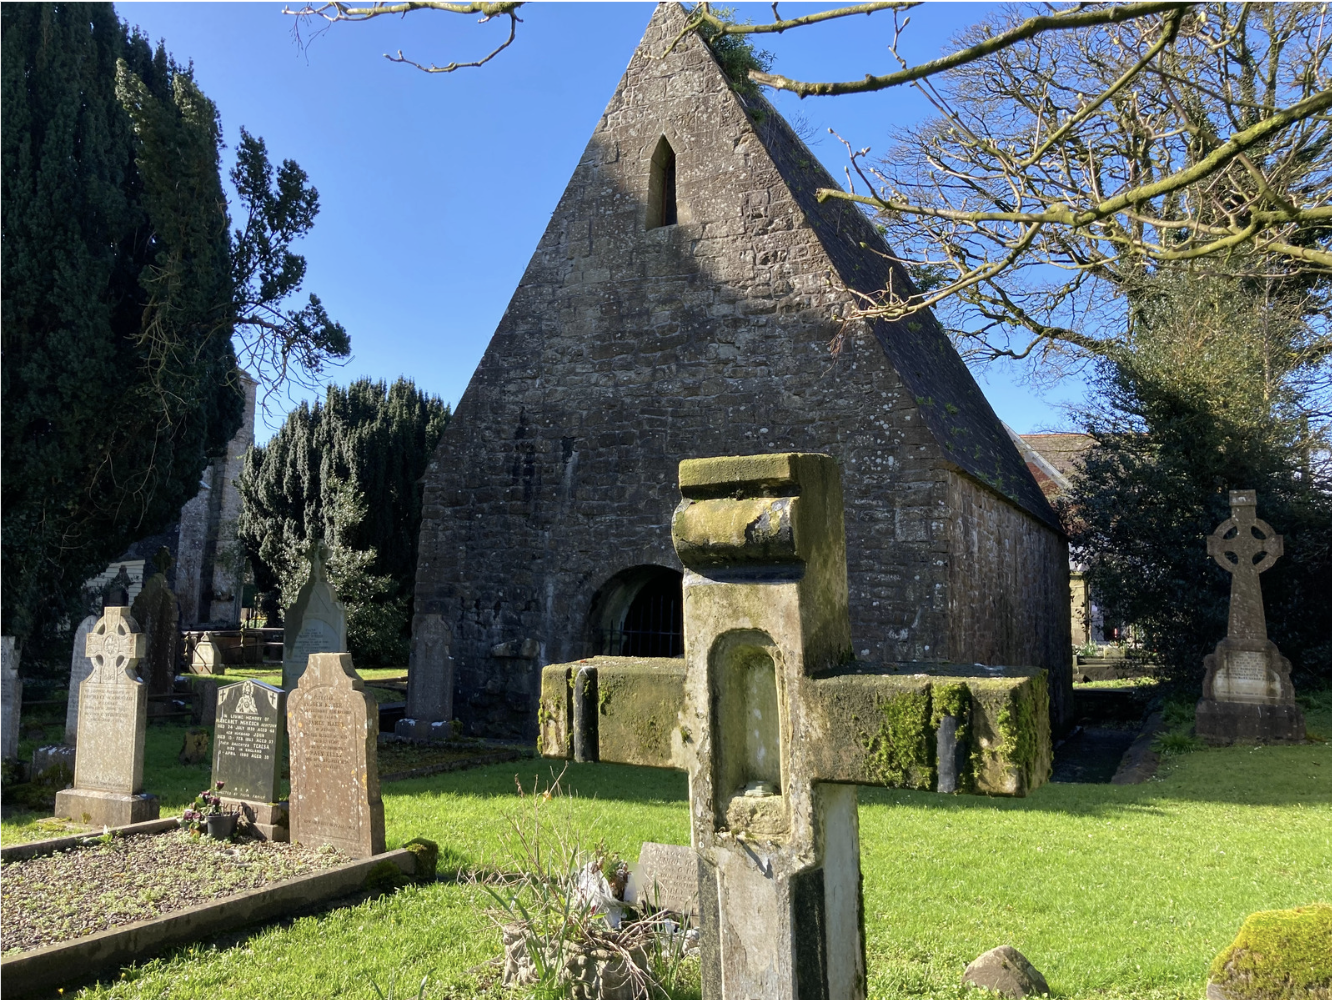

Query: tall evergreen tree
left=1065, top=266, right=1332, bottom=690
left=237, top=378, right=449, bottom=666
left=1, top=3, right=348, bottom=656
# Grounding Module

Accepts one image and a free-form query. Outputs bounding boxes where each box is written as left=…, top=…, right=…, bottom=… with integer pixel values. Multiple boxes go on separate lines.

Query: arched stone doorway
left=587, top=565, right=683, bottom=657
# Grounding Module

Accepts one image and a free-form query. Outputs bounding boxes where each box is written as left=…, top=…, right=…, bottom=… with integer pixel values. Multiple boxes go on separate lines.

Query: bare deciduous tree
left=283, top=2, right=1332, bottom=379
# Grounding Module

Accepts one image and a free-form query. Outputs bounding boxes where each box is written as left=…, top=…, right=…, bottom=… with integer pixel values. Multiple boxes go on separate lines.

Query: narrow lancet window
left=647, top=136, right=677, bottom=229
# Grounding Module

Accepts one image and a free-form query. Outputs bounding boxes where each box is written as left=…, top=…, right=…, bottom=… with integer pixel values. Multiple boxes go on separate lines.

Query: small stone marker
left=1196, top=491, right=1305, bottom=743
left=539, top=454, right=1053, bottom=1000
left=190, top=634, right=225, bottom=676
left=287, top=652, right=384, bottom=858
left=214, top=679, right=289, bottom=841
left=130, top=556, right=180, bottom=697
left=962, top=946, right=1050, bottom=999
left=2, top=637, right=22, bottom=760
left=55, top=608, right=160, bottom=826
left=282, top=544, right=347, bottom=690
left=625, top=842, right=698, bottom=917
left=64, top=614, right=98, bottom=744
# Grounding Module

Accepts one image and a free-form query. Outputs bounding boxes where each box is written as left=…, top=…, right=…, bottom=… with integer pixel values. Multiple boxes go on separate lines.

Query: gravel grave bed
left=1, top=829, right=348, bottom=954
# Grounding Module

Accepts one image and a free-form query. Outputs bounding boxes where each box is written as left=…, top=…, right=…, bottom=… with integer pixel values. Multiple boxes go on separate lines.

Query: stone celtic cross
left=1195, top=490, right=1304, bottom=744
left=56, top=607, right=159, bottom=826
left=540, top=453, right=1051, bottom=1000
left=86, top=606, right=149, bottom=679
left=1205, top=490, right=1282, bottom=642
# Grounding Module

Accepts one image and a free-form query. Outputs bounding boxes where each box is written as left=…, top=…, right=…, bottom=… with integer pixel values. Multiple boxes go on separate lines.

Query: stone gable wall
left=413, top=9, right=1069, bottom=737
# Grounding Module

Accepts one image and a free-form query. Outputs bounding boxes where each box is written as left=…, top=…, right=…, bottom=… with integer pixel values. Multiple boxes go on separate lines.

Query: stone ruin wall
left=412, top=12, right=1070, bottom=738
left=944, top=471, right=1073, bottom=731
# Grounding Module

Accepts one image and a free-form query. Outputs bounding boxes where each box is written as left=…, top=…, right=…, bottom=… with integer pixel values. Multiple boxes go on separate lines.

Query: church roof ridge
left=719, top=76, right=1061, bottom=531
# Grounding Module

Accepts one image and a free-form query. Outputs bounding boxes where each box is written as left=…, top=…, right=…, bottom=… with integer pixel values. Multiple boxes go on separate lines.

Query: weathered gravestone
left=625, top=842, right=698, bottom=918
left=190, top=634, right=225, bottom=676
left=64, top=614, right=99, bottom=744
left=282, top=544, right=347, bottom=691
left=287, top=652, right=384, bottom=858
left=540, top=453, right=1052, bottom=1000
left=130, top=551, right=180, bottom=697
left=55, top=608, right=160, bottom=826
left=1196, top=490, right=1305, bottom=744
left=214, top=679, right=288, bottom=841
left=395, top=612, right=452, bottom=740
left=2, top=637, right=21, bottom=761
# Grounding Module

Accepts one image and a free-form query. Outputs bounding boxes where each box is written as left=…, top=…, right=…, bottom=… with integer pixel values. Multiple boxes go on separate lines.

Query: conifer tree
left=2, top=3, right=348, bottom=655
left=237, top=378, right=449, bottom=666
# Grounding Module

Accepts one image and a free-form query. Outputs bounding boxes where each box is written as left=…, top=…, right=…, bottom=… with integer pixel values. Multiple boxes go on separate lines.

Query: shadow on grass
left=381, top=739, right=1330, bottom=822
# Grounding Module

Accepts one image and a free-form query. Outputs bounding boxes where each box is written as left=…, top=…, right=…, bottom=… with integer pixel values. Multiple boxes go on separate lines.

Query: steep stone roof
left=722, top=84, right=1061, bottom=531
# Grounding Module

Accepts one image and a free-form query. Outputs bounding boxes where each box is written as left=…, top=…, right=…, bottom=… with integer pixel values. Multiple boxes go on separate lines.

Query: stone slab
left=31, top=744, right=76, bottom=783
left=625, top=842, right=698, bottom=917
left=213, top=679, right=285, bottom=803
left=65, top=615, right=98, bottom=744
left=130, top=572, right=179, bottom=696
left=281, top=545, right=346, bottom=690
left=0, top=847, right=416, bottom=996
left=2, top=636, right=21, bottom=760
left=288, top=652, right=385, bottom=858
left=53, top=788, right=159, bottom=828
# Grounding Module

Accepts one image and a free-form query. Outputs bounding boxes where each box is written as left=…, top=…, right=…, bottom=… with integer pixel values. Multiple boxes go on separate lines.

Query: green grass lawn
left=5, top=695, right=1330, bottom=999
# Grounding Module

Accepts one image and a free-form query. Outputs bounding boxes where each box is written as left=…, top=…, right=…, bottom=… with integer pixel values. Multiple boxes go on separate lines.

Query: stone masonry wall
left=412, top=7, right=1069, bottom=738
left=945, top=471, right=1073, bottom=730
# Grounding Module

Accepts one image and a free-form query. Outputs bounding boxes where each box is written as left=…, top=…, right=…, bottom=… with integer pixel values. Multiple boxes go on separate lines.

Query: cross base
left=1196, top=699, right=1305, bottom=745
left=55, top=789, right=159, bottom=827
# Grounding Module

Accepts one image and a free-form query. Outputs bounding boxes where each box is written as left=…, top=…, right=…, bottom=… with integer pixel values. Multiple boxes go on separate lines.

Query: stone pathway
left=1050, top=726, right=1138, bottom=784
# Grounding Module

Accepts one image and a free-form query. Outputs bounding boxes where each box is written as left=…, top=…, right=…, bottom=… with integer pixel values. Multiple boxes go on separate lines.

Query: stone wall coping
left=0, top=817, right=180, bottom=863
left=0, top=847, right=416, bottom=996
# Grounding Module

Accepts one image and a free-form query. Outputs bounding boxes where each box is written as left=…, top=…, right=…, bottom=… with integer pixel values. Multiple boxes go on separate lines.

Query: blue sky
left=115, top=1, right=1092, bottom=441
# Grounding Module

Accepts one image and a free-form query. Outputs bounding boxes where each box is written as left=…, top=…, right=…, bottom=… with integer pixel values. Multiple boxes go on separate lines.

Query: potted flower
left=181, top=781, right=235, bottom=839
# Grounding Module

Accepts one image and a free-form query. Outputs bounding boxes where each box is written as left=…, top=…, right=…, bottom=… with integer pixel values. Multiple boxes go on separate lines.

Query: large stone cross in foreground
left=1196, top=490, right=1304, bottom=743
left=540, top=454, right=1052, bottom=1000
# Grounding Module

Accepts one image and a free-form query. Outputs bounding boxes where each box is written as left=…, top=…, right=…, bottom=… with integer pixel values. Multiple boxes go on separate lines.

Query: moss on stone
left=403, top=837, right=440, bottom=883
left=363, top=859, right=408, bottom=893
left=865, top=689, right=934, bottom=790
left=1208, top=904, right=1332, bottom=999
left=996, top=672, right=1049, bottom=779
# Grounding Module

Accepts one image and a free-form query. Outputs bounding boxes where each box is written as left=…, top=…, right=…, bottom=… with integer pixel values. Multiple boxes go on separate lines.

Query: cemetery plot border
left=0, top=831, right=420, bottom=997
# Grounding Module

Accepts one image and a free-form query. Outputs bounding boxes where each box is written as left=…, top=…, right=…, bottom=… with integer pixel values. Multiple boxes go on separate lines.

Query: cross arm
left=538, top=657, right=688, bottom=770
left=804, top=667, right=1052, bottom=797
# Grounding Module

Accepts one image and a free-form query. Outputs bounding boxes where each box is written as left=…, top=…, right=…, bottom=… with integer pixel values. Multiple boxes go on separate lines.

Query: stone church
left=402, top=5, right=1072, bottom=741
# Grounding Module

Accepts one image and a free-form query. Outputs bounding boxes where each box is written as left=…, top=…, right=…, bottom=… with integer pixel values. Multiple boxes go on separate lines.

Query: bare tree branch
left=743, top=1, right=1185, bottom=97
